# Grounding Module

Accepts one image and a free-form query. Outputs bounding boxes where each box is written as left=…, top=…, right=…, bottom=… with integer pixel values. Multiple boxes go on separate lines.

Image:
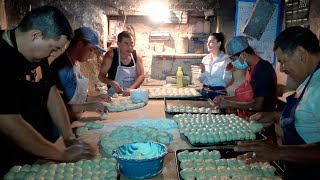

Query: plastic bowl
left=112, top=141, right=168, bottom=179
left=130, top=89, right=149, bottom=104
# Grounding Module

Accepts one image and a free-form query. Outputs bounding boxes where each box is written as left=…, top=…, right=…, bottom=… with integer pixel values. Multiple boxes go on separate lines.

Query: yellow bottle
left=176, top=66, right=184, bottom=88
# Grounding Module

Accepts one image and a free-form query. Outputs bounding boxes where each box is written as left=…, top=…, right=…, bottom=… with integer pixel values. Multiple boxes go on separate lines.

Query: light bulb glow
left=142, top=0, right=170, bottom=23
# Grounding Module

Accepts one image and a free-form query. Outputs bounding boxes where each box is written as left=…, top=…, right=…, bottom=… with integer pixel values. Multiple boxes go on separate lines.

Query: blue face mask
left=232, top=57, right=248, bottom=70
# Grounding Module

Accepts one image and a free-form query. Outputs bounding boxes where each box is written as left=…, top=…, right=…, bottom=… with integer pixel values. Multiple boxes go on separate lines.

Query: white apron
left=69, top=62, right=89, bottom=104
left=108, top=49, right=136, bottom=94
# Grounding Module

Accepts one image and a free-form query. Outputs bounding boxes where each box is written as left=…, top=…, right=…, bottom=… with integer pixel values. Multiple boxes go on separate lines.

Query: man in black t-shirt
left=0, top=6, right=94, bottom=178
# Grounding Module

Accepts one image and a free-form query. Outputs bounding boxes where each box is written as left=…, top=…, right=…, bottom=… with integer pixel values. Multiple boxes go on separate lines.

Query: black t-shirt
left=0, top=30, right=55, bottom=114
left=250, top=59, right=277, bottom=111
left=107, top=48, right=137, bottom=88
left=0, top=30, right=56, bottom=176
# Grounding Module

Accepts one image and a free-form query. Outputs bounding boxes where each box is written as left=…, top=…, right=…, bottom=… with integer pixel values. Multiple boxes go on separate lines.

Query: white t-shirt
left=198, top=52, right=232, bottom=87
left=295, top=68, right=320, bottom=143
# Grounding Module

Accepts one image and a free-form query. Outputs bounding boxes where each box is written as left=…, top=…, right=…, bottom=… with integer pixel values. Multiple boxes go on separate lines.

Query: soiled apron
left=234, top=57, right=260, bottom=120
left=281, top=63, right=320, bottom=179
left=68, top=62, right=88, bottom=104
left=107, top=49, right=136, bottom=94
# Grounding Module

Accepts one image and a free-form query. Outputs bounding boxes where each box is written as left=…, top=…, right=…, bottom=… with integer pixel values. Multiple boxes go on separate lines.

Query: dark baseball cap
left=225, top=36, right=249, bottom=57
left=75, top=27, right=106, bottom=53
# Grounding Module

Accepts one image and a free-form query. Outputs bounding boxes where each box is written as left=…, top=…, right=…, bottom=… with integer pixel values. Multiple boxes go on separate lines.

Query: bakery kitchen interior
left=1, top=0, right=320, bottom=179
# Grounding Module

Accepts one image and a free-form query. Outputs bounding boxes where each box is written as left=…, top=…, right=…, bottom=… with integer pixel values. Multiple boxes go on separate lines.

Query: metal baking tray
left=148, top=88, right=202, bottom=99
left=165, top=98, right=220, bottom=114
left=175, top=148, right=284, bottom=180
left=182, top=133, right=267, bottom=147
left=150, top=95, right=202, bottom=100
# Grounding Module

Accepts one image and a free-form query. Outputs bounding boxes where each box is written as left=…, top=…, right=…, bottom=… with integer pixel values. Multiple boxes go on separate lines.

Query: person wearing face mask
left=213, top=36, right=277, bottom=120
left=198, top=32, right=232, bottom=100
left=234, top=26, right=320, bottom=180
left=98, top=31, right=145, bottom=96
left=50, top=27, right=111, bottom=121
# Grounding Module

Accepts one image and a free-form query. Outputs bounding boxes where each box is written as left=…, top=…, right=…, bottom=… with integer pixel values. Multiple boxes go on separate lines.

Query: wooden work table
left=71, top=99, right=233, bottom=180
left=72, top=99, right=189, bottom=180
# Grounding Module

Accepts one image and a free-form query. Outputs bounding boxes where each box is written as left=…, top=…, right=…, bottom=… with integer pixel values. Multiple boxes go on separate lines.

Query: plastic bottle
left=176, top=66, right=184, bottom=88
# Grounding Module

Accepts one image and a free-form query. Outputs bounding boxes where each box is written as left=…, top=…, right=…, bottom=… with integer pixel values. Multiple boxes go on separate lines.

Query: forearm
left=47, top=86, right=75, bottom=140
left=129, top=74, right=145, bottom=89
left=198, top=72, right=209, bottom=83
left=278, top=144, right=320, bottom=164
left=98, top=73, right=114, bottom=86
left=224, top=99, right=262, bottom=111
left=223, top=70, right=232, bottom=85
left=0, top=114, right=64, bottom=160
left=68, top=103, right=87, bottom=113
left=224, top=96, right=238, bottom=101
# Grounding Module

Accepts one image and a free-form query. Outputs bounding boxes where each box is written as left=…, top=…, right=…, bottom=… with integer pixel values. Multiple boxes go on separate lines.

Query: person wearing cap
left=98, top=31, right=145, bottom=96
left=0, top=6, right=95, bottom=178
left=50, top=27, right=111, bottom=120
left=198, top=32, right=233, bottom=100
left=213, top=36, right=277, bottom=120
left=234, top=26, right=320, bottom=179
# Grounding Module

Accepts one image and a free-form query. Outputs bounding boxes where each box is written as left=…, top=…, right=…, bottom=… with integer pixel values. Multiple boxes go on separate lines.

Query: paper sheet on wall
left=235, top=0, right=281, bottom=65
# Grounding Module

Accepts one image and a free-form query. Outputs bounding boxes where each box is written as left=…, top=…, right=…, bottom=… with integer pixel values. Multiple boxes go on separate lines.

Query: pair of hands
left=61, top=137, right=96, bottom=162
left=112, top=81, right=131, bottom=96
left=235, top=140, right=279, bottom=164
left=212, top=96, right=229, bottom=109
left=85, top=94, right=112, bottom=114
left=235, top=111, right=278, bottom=164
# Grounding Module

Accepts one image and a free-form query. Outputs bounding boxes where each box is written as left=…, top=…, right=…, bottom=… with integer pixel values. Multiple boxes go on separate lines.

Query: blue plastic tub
left=112, top=142, right=168, bottom=179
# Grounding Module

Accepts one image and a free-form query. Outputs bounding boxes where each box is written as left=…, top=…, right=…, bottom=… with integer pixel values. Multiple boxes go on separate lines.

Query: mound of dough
left=76, top=127, right=88, bottom=136
left=102, top=97, right=145, bottom=112
left=85, top=122, right=104, bottom=130
left=99, top=113, right=108, bottom=120
left=99, top=125, right=173, bottom=156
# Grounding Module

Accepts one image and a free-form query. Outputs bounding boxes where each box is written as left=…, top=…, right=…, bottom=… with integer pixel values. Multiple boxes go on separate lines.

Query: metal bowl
left=112, top=141, right=168, bottom=179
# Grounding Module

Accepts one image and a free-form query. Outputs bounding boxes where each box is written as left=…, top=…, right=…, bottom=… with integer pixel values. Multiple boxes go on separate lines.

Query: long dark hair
left=210, top=32, right=226, bottom=53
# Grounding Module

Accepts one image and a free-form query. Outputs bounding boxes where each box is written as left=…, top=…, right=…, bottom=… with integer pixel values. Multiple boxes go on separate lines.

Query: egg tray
left=164, top=98, right=220, bottom=115
left=175, top=148, right=284, bottom=180
left=182, top=133, right=267, bottom=147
